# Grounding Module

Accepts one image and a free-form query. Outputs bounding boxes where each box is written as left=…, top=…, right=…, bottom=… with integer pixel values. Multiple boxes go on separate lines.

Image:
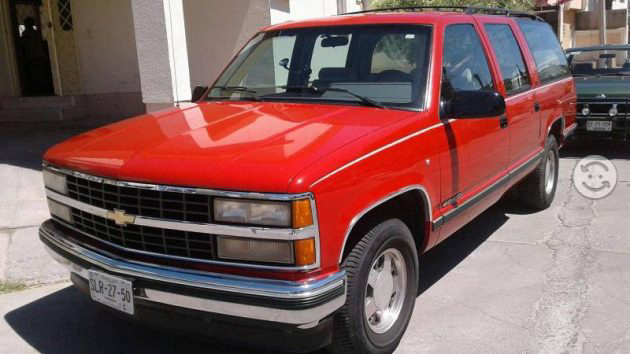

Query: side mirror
left=440, top=90, right=505, bottom=119
left=191, top=85, right=208, bottom=102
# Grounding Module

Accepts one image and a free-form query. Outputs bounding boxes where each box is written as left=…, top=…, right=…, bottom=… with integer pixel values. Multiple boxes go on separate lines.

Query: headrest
left=318, top=67, right=357, bottom=82
left=572, top=63, right=594, bottom=74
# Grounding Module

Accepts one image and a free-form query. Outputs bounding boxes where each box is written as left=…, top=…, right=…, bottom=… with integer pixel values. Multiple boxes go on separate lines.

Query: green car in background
left=566, top=44, right=630, bottom=140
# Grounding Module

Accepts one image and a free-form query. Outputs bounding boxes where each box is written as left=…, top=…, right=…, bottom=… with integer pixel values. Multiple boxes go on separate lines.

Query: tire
left=330, top=219, right=418, bottom=354
left=518, top=135, right=559, bottom=210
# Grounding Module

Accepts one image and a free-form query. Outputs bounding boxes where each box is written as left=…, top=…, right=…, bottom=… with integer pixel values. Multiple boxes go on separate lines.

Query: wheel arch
left=338, top=185, right=431, bottom=264
left=547, top=116, right=565, bottom=144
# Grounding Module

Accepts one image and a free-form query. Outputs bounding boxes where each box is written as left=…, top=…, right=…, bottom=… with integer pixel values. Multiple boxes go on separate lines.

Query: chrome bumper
left=39, top=220, right=346, bottom=327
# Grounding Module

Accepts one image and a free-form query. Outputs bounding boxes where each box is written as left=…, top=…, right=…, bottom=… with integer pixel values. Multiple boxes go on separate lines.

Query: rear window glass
left=517, top=19, right=570, bottom=83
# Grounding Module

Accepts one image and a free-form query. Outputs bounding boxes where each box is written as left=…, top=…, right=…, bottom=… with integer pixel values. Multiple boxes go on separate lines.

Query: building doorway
left=9, top=0, right=54, bottom=96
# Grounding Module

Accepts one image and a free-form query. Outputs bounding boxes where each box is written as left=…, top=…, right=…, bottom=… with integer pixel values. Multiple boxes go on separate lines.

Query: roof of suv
left=264, top=6, right=542, bottom=31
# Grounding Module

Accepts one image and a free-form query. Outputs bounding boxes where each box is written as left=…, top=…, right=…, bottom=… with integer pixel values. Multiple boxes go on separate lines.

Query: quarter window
left=484, top=24, right=531, bottom=94
left=441, top=24, right=494, bottom=99
left=517, top=19, right=570, bottom=84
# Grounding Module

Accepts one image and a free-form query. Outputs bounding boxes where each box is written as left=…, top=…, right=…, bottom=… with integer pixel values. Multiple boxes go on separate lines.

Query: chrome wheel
left=364, top=248, right=407, bottom=334
left=544, top=149, right=556, bottom=195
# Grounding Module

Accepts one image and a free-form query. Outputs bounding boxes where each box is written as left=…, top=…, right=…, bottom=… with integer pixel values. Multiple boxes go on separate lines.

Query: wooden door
left=41, top=0, right=81, bottom=95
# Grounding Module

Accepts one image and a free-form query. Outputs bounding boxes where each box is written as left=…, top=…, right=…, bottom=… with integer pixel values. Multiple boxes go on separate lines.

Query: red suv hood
left=44, top=101, right=415, bottom=193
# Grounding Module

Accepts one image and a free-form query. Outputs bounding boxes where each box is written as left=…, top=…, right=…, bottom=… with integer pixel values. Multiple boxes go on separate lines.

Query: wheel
left=330, top=219, right=418, bottom=354
left=518, top=135, right=559, bottom=210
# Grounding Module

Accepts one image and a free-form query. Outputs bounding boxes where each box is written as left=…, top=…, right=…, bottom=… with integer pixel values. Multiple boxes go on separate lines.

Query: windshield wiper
left=282, top=86, right=387, bottom=109
left=212, top=85, right=260, bottom=100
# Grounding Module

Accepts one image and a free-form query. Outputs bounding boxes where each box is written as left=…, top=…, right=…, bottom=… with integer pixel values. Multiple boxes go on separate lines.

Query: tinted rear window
left=517, top=19, right=570, bottom=84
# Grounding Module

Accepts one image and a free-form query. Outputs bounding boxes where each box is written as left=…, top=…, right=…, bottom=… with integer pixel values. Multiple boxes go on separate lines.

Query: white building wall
left=71, top=0, right=140, bottom=94
left=611, top=0, right=627, bottom=10
left=183, top=0, right=271, bottom=89
left=271, top=0, right=362, bottom=25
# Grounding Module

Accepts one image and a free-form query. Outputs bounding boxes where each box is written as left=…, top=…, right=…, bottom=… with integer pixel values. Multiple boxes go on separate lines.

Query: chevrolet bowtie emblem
left=106, top=209, right=136, bottom=226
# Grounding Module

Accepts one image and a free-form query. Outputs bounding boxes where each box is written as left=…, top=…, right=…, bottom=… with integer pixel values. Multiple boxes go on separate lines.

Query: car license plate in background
left=587, top=121, right=612, bottom=131
left=88, top=270, right=134, bottom=315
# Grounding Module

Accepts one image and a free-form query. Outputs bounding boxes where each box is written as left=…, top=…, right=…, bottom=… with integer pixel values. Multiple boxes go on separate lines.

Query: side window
left=442, top=24, right=494, bottom=99
left=517, top=19, right=570, bottom=83
left=484, top=24, right=531, bottom=94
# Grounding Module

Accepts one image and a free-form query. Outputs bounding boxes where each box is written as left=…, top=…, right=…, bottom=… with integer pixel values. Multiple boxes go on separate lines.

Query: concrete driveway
left=1, top=121, right=629, bottom=353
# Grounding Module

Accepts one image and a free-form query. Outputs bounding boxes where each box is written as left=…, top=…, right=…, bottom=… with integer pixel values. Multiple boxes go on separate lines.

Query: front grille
left=65, top=174, right=216, bottom=261
left=70, top=208, right=215, bottom=260
left=66, top=175, right=212, bottom=223
left=577, top=100, right=629, bottom=117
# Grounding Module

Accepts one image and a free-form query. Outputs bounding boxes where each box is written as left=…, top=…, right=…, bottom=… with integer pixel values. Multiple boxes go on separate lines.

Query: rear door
left=477, top=18, right=540, bottom=168
left=516, top=19, right=574, bottom=146
left=437, top=20, right=509, bottom=236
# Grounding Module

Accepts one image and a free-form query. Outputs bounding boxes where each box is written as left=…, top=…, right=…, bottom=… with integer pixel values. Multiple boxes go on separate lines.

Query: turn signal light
left=294, top=238, right=316, bottom=266
left=292, top=199, right=313, bottom=228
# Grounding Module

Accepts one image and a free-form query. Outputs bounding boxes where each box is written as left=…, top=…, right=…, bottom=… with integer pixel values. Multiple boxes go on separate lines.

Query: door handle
left=499, top=115, right=508, bottom=128
left=534, top=102, right=541, bottom=112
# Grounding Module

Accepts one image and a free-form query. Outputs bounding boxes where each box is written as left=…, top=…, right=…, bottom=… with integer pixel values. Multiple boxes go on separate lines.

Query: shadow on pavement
left=418, top=202, right=512, bottom=295
left=4, top=285, right=259, bottom=353
left=3, top=206, right=516, bottom=354
left=561, top=137, right=630, bottom=160
left=0, top=121, right=110, bottom=171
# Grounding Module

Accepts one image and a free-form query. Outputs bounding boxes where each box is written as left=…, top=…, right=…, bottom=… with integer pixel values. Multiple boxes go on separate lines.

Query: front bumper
left=575, top=117, right=630, bottom=140
left=40, top=219, right=345, bottom=347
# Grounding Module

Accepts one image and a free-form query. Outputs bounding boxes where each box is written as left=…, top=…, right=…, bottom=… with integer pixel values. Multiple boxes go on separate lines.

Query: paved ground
left=1, top=121, right=629, bottom=353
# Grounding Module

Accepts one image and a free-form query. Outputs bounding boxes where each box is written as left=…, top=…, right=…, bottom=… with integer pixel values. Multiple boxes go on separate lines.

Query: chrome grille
left=66, top=175, right=212, bottom=222
left=70, top=208, right=215, bottom=259
left=65, top=174, right=216, bottom=260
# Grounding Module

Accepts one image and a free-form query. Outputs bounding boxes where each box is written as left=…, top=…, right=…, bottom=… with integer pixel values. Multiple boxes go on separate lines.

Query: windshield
left=208, top=25, right=432, bottom=109
left=567, top=49, right=630, bottom=76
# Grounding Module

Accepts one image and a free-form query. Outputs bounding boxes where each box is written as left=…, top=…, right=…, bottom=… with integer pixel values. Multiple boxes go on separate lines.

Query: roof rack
left=343, top=5, right=544, bottom=21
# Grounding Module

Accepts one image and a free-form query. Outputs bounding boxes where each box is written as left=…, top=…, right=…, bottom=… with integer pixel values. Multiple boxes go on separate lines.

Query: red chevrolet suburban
left=40, top=7, right=576, bottom=353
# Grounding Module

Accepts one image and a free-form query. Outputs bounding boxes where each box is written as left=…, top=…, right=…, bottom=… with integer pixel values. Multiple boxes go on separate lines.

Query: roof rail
left=343, top=5, right=544, bottom=21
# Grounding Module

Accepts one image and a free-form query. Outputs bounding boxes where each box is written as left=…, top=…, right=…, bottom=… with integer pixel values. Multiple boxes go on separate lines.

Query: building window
left=57, top=0, right=73, bottom=31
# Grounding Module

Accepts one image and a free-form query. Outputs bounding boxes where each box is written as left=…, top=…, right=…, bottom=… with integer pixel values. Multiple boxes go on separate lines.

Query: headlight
left=217, top=236, right=316, bottom=266
left=217, top=236, right=294, bottom=264
left=214, top=198, right=313, bottom=228
left=43, top=169, right=67, bottom=195
left=47, top=198, right=72, bottom=223
left=609, top=104, right=618, bottom=117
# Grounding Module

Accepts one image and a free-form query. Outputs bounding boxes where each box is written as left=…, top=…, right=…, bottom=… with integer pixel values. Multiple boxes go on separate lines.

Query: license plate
left=88, top=270, right=134, bottom=315
left=587, top=120, right=612, bottom=131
